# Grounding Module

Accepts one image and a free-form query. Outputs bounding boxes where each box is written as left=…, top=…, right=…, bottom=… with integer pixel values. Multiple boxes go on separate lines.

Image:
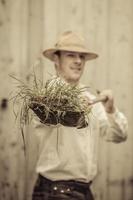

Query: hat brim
left=43, top=47, right=98, bottom=62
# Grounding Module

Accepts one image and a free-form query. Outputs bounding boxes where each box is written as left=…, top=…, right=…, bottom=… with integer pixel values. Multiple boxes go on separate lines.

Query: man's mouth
left=70, top=67, right=81, bottom=71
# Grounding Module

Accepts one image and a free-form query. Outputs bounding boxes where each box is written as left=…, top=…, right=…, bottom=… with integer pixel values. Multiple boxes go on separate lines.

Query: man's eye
left=80, top=55, right=85, bottom=59
left=67, top=54, right=75, bottom=57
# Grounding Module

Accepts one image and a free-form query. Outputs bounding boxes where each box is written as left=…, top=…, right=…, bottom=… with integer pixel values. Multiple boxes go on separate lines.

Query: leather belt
left=38, top=174, right=92, bottom=195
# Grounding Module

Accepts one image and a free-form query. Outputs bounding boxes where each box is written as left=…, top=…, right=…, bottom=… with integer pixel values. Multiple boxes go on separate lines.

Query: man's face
left=55, top=51, right=86, bottom=84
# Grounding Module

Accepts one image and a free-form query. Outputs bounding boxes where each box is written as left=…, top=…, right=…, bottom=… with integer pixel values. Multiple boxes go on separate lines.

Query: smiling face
left=54, top=51, right=86, bottom=84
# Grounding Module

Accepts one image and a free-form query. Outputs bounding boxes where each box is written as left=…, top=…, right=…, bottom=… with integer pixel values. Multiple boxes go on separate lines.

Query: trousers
left=32, top=174, right=94, bottom=200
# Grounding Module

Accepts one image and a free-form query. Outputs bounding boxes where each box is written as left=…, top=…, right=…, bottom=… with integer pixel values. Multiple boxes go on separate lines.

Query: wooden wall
left=0, top=0, right=133, bottom=199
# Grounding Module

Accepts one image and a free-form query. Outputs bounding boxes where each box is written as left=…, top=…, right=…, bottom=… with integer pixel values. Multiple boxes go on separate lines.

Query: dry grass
left=10, top=73, right=92, bottom=126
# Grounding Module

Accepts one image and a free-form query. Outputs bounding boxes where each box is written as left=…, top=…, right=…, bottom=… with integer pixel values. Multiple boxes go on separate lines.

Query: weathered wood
left=0, top=0, right=132, bottom=200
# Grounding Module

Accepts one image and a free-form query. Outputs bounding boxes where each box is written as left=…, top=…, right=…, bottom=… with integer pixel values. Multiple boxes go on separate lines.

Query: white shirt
left=32, top=90, right=128, bottom=183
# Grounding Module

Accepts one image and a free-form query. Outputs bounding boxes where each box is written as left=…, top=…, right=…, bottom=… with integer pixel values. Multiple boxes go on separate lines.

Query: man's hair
left=54, top=51, right=61, bottom=57
left=54, top=51, right=61, bottom=71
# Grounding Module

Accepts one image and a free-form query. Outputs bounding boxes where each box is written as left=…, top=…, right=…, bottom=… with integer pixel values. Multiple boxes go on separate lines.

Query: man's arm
left=96, top=90, right=128, bottom=143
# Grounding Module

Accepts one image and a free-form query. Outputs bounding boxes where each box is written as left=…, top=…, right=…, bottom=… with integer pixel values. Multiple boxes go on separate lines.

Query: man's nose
left=75, top=55, right=82, bottom=64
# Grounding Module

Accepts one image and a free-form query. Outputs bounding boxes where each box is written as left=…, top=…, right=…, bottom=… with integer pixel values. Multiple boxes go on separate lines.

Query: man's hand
left=84, top=89, right=116, bottom=114
left=99, top=89, right=116, bottom=114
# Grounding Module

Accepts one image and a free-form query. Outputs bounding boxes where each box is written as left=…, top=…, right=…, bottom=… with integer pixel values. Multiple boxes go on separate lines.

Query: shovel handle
left=89, top=95, right=108, bottom=105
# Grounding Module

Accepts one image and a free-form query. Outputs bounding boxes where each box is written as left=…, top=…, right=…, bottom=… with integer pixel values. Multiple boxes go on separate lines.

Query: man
left=32, top=31, right=128, bottom=200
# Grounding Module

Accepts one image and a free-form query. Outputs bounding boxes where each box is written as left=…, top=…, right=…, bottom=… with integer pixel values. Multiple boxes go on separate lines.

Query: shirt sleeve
left=93, top=103, right=128, bottom=143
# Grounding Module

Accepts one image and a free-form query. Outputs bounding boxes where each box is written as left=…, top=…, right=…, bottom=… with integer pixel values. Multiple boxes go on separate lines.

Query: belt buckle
left=52, top=183, right=72, bottom=194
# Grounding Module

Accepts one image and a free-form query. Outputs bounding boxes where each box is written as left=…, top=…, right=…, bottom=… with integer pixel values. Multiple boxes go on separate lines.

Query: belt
left=38, top=174, right=92, bottom=195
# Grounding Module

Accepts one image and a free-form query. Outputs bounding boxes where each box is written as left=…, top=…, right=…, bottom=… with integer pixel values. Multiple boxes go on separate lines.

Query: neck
left=56, top=74, right=79, bottom=86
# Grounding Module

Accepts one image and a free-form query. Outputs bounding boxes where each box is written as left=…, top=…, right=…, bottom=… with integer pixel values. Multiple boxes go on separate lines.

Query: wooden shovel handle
left=90, top=95, right=108, bottom=105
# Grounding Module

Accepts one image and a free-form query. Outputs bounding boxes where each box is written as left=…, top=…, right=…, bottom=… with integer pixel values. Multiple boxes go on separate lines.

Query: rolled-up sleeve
left=93, top=103, right=128, bottom=143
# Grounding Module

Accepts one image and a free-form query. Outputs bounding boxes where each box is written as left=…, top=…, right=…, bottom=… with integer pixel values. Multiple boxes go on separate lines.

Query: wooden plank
left=19, top=1, right=46, bottom=199
left=7, top=0, right=29, bottom=199
left=0, top=0, right=133, bottom=200
left=105, top=0, right=132, bottom=175
left=83, top=0, right=133, bottom=200
left=41, top=0, right=59, bottom=80
left=105, top=1, right=133, bottom=199
left=83, top=0, right=110, bottom=88
left=58, top=0, right=84, bottom=32
left=0, top=0, right=25, bottom=199
left=93, top=0, right=133, bottom=199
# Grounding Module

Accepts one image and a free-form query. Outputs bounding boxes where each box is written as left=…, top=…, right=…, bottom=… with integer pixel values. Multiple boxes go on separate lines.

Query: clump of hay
left=10, top=73, right=92, bottom=129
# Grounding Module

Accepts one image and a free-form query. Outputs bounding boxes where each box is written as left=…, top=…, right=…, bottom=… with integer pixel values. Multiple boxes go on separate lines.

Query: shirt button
left=53, top=186, right=57, bottom=190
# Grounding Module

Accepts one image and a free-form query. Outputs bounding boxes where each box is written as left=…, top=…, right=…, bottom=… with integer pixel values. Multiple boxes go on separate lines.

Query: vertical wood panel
left=104, top=0, right=133, bottom=199
left=58, top=0, right=84, bottom=32
left=0, top=0, right=27, bottom=199
left=41, top=0, right=59, bottom=80
left=21, top=1, right=46, bottom=199
left=0, top=0, right=133, bottom=200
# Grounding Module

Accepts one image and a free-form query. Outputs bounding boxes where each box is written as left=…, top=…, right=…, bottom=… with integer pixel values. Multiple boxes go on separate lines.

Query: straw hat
left=42, top=31, right=98, bottom=61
